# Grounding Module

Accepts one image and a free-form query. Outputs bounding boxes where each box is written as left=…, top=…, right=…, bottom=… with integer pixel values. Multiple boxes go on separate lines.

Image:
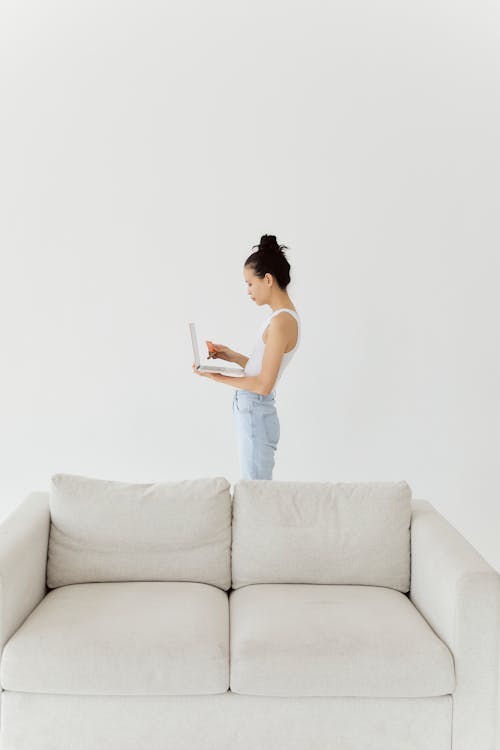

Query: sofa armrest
left=409, top=498, right=500, bottom=750
left=0, top=492, right=50, bottom=653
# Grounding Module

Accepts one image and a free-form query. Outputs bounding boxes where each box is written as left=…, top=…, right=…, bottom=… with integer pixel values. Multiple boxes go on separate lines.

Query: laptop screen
left=189, top=322, right=201, bottom=367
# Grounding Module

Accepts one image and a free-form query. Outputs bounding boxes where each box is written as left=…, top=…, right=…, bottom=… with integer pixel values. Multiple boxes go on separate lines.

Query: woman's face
left=244, top=266, right=270, bottom=305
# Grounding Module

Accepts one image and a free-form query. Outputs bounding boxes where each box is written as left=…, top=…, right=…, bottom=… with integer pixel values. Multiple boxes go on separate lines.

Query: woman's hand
left=192, top=362, right=217, bottom=379
left=205, top=341, right=234, bottom=362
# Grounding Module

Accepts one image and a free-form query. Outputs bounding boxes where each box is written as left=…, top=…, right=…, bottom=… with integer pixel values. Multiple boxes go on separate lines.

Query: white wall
left=1, top=0, right=499, bottom=574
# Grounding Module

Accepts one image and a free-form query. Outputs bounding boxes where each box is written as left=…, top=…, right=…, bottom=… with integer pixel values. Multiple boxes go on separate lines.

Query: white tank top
left=244, top=308, right=301, bottom=387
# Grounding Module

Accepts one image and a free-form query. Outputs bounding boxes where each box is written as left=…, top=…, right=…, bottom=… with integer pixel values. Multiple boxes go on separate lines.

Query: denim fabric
left=232, top=388, right=280, bottom=479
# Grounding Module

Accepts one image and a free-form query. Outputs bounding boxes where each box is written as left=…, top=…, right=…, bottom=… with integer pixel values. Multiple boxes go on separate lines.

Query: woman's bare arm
left=232, top=352, right=249, bottom=368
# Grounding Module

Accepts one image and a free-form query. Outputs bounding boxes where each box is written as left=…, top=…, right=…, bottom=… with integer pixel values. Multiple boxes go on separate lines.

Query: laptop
left=189, top=322, right=245, bottom=376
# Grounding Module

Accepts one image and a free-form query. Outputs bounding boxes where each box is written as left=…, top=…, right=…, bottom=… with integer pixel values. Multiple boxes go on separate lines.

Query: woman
left=192, top=234, right=301, bottom=479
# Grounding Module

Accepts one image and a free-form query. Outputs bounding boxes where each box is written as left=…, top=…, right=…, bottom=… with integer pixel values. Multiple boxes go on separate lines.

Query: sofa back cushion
left=231, top=480, right=412, bottom=592
left=47, top=473, right=232, bottom=590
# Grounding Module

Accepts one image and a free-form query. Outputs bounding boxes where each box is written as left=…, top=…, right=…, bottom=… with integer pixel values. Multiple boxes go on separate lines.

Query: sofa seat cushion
left=0, top=582, right=229, bottom=695
left=229, top=584, right=455, bottom=697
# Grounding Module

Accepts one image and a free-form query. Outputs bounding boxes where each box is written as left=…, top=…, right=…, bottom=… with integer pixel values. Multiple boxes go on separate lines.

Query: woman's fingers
left=206, top=341, right=217, bottom=359
left=206, top=340, right=217, bottom=354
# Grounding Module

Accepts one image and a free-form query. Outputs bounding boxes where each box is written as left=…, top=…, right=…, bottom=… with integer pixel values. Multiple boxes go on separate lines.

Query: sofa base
left=0, top=691, right=452, bottom=750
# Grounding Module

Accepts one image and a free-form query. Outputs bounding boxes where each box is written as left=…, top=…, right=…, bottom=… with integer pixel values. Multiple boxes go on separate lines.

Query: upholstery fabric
left=0, top=492, right=49, bottom=652
left=47, top=473, right=231, bottom=590
left=231, top=480, right=412, bottom=591
left=1, top=480, right=498, bottom=750
left=410, top=499, right=500, bottom=750
left=0, top=692, right=452, bottom=750
left=229, top=583, right=455, bottom=697
left=0, top=581, right=229, bottom=695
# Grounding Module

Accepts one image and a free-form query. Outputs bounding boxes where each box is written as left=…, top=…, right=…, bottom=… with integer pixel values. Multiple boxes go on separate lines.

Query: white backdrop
left=1, top=0, right=499, bottom=580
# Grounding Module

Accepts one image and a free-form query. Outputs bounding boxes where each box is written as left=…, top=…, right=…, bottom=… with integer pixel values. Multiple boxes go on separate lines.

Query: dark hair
left=244, top=234, right=291, bottom=290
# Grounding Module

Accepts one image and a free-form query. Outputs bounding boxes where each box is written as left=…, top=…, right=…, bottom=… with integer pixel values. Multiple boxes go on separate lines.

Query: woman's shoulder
left=267, top=309, right=300, bottom=333
left=272, top=308, right=300, bottom=325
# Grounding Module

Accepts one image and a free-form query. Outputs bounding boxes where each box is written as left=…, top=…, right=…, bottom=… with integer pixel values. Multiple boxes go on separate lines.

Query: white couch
left=0, top=473, right=498, bottom=750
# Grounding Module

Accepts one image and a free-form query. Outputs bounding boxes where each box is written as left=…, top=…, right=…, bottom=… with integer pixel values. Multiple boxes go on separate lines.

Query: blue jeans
left=232, top=388, right=280, bottom=479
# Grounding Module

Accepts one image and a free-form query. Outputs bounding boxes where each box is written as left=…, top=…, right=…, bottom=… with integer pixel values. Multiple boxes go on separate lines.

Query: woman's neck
left=269, top=295, right=294, bottom=312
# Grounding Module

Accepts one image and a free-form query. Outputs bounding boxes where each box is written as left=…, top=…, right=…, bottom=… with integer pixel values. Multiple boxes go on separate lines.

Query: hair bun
left=259, top=234, right=280, bottom=252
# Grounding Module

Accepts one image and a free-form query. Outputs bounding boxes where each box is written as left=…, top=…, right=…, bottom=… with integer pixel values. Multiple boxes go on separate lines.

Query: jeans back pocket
left=262, top=409, right=280, bottom=446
